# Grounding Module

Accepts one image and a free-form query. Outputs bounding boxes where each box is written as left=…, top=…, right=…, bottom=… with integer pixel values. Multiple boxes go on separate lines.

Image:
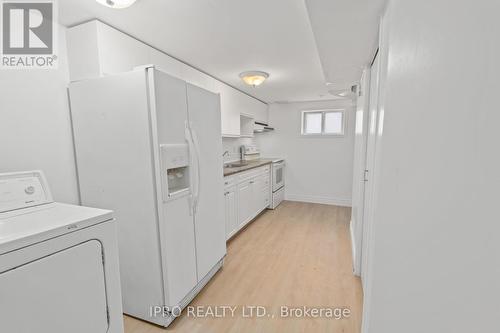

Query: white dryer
left=0, top=171, right=124, bottom=333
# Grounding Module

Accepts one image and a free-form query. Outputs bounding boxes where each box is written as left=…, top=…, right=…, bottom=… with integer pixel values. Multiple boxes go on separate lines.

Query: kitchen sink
left=224, top=161, right=249, bottom=168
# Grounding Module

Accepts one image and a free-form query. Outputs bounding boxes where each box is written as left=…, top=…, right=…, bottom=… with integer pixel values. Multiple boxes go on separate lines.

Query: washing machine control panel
left=0, top=171, right=53, bottom=213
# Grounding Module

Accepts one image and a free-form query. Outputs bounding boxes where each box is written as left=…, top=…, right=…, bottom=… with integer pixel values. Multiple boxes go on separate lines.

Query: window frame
left=301, top=109, right=346, bottom=137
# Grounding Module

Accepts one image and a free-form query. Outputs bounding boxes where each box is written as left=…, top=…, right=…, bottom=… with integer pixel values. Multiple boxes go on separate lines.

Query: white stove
left=269, top=159, right=285, bottom=209
left=241, top=145, right=286, bottom=209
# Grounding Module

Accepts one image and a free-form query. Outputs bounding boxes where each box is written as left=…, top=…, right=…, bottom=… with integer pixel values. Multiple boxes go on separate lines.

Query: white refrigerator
left=69, top=66, right=226, bottom=327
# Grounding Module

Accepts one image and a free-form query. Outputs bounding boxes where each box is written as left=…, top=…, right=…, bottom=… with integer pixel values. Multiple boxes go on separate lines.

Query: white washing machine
left=0, top=171, right=124, bottom=333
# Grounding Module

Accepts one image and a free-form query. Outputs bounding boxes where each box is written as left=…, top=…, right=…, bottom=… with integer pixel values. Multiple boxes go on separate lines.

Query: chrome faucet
left=240, top=145, right=246, bottom=161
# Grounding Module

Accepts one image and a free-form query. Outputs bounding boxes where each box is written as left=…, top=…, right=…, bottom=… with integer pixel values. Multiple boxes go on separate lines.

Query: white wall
left=364, top=1, right=500, bottom=332
left=256, top=100, right=355, bottom=206
left=0, top=26, right=79, bottom=204
left=222, top=137, right=255, bottom=163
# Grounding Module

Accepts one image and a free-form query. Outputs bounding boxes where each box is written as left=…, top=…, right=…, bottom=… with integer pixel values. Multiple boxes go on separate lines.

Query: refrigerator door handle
left=190, top=126, right=202, bottom=214
left=185, top=123, right=196, bottom=216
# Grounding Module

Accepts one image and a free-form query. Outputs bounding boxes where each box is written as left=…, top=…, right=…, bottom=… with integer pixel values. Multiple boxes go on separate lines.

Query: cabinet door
left=254, top=102, right=269, bottom=124
left=251, top=174, right=264, bottom=214
left=249, top=98, right=269, bottom=124
left=262, top=174, right=271, bottom=209
left=224, top=186, right=238, bottom=240
left=254, top=173, right=270, bottom=212
left=238, top=180, right=254, bottom=228
left=215, top=82, right=240, bottom=137
left=236, top=90, right=268, bottom=124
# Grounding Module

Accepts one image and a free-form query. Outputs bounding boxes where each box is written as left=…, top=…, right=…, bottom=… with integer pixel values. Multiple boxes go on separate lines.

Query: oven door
left=272, top=161, right=285, bottom=192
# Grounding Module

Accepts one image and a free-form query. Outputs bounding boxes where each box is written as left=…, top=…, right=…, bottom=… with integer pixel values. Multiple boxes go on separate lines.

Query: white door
left=0, top=240, right=108, bottom=333
left=361, top=55, right=381, bottom=289
left=186, top=83, right=227, bottom=280
left=350, top=68, right=372, bottom=276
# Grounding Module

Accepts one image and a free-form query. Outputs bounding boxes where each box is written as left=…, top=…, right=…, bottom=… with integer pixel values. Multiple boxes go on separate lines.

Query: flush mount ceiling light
left=96, top=0, right=138, bottom=9
left=239, top=71, right=269, bottom=87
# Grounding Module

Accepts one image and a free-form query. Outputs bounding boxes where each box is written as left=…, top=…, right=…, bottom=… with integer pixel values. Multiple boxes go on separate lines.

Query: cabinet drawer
left=237, top=169, right=259, bottom=181
left=237, top=164, right=271, bottom=182
left=224, top=184, right=237, bottom=195
left=223, top=176, right=237, bottom=188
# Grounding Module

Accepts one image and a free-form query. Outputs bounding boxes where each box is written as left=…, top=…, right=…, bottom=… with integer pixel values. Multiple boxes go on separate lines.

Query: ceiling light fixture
left=96, top=0, right=138, bottom=9
left=239, top=71, right=269, bottom=87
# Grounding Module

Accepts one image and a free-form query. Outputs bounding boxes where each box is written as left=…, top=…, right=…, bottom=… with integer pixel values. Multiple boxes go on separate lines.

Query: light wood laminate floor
left=124, top=201, right=363, bottom=333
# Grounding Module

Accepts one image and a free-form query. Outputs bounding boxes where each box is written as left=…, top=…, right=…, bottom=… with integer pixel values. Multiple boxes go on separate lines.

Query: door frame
left=351, top=67, right=372, bottom=276
left=361, top=10, right=389, bottom=333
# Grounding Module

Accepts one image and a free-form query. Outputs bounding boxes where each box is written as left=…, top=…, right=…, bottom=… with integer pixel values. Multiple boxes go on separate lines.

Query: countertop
left=223, top=159, right=274, bottom=177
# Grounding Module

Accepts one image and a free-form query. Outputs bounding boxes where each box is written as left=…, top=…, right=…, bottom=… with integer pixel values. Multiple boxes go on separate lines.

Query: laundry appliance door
left=0, top=240, right=109, bottom=333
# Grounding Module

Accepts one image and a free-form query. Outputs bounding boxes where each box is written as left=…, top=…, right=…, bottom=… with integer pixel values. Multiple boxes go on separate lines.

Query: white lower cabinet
left=224, top=165, right=271, bottom=240
left=256, top=173, right=271, bottom=209
left=237, top=179, right=254, bottom=229
left=224, top=185, right=238, bottom=240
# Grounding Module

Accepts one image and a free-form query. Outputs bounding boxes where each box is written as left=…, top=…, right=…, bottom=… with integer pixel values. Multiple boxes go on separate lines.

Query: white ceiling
left=58, top=0, right=385, bottom=103
left=305, top=0, right=386, bottom=91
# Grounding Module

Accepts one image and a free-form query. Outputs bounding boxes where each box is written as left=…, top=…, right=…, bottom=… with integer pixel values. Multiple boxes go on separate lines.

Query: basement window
left=301, top=110, right=345, bottom=136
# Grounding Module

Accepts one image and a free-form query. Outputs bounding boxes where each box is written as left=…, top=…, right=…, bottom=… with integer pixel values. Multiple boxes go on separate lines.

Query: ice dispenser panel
left=160, top=144, right=190, bottom=200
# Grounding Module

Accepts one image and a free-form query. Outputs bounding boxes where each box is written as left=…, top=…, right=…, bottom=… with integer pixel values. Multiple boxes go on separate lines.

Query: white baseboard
left=285, top=194, right=352, bottom=207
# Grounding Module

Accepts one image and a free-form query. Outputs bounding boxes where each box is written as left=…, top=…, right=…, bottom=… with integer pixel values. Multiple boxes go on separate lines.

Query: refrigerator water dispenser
left=160, top=144, right=190, bottom=200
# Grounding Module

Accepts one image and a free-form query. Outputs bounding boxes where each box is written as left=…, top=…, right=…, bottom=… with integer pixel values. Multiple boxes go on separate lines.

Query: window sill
left=300, top=133, right=346, bottom=138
